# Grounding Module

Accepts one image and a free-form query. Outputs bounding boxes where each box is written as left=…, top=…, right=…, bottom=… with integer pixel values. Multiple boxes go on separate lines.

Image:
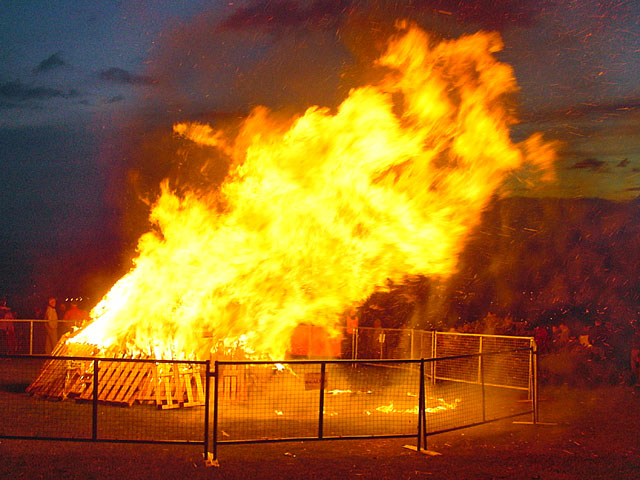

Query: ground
left=1, top=383, right=638, bottom=479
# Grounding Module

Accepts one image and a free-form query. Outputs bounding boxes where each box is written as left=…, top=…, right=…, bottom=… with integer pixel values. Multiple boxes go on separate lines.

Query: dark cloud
left=569, top=158, right=607, bottom=171
left=219, top=0, right=349, bottom=32
left=33, top=52, right=66, bottom=74
left=616, top=158, right=630, bottom=168
left=625, top=186, right=640, bottom=192
left=99, top=67, right=155, bottom=86
left=0, top=80, right=79, bottom=101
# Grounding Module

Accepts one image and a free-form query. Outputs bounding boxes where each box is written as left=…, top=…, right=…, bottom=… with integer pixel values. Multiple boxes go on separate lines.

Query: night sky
left=1, top=0, right=639, bottom=313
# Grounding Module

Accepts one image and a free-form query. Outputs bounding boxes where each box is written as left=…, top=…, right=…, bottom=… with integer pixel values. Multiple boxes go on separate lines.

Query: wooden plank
left=136, top=365, right=157, bottom=404
left=173, top=365, right=183, bottom=405
left=184, top=373, right=195, bottom=405
left=79, top=360, right=112, bottom=401
left=97, top=361, right=124, bottom=400
left=161, top=374, right=178, bottom=409
left=106, top=362, right=138, bottom=402
left=154, top=366, right=164, bottom=407
left=27, top=344, right=67, bottom=394
left=193, top=369, right=204, bottom=403
left=39, top=359, right=68, bottom=399
left=115, top=362, right=147, bottom=404
left=63, top=360, right=88, bottom=398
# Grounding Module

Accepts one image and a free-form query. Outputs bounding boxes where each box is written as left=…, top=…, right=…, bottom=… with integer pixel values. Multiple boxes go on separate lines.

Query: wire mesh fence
left=0, top=355, right=208, bottom=447
left=213, top=347, right=535, bottom=454
left=297, top=327, right=534, bottom=374
left=1, top=332, right=535, bottom=460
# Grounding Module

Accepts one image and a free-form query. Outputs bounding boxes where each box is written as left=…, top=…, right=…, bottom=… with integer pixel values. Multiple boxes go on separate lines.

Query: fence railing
left=0, top=344, right=536, bottom=461
left=0, top=319, right=80, bottom=355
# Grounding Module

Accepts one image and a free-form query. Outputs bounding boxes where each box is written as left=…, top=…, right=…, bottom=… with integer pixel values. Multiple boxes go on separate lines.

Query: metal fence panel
left=0, top=356, right=207, bottom=445
left=213, top=350, right=534, bottom=446
left=0, top=357, right=93, bottom=439
left=424, top=361, right=483, bottom=433
left=96, top=360, right=206, bottom=443
left=432, top=333, right=532, bottom=391
left=425, top=351, right=534, bottom=435
left=323, top=362, right=420, bottom=438
left=412, top=329, right=434, bottom=359
left=215, top=362, right=322, bottom=442
left=479, top=336, right=532, bottom=390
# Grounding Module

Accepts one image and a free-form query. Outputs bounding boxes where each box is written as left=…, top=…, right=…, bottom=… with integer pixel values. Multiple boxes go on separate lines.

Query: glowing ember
left=327, top=389, right=372, bottom=395
left=375, top=397, right=461, bottom=414
left=70, top=21, right=555, bottom=359
left=328, top=389, right=354, bottom=395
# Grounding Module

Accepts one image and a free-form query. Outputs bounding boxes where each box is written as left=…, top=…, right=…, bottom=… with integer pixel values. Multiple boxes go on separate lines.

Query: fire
left=375, top=397, right=461, bottom=414
left=71, top=22, right=555, bottom=359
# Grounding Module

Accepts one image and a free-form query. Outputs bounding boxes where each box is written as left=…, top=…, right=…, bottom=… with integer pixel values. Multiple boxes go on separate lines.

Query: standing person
left=0, top=298, right=13, bottom=354
left=57, top=301, right=67, bottom=322
left=344, top=307, right=359, bottom=359
left=44, top=297, right=59, bottom=354
left=63, top=300, right=88, bottom=329
left=373, top=319, right=386, bottom=359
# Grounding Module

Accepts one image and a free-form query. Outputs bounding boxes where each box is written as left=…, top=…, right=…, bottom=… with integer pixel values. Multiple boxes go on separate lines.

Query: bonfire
left=28, top=21, right=555, bottom=408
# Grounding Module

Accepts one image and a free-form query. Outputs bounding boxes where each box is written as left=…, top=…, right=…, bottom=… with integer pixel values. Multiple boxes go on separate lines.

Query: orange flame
left=71, top=23, right=555, bottom=359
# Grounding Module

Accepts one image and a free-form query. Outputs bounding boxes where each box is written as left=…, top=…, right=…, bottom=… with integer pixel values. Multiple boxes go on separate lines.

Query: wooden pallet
left=27, top=338, right=206, bottom=409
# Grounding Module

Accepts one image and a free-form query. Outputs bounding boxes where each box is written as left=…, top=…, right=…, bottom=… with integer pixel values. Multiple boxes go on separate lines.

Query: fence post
left=29, top=321, right=34, bottom=355
left=431, top=331, right=437, bottom=385
left=318, top=362, right=326, bottom=439
left=527, top=338, right=534, bottom=401
left=417, top=359, right=426, bottom=451
left=92, top=358, right=99, bottom=440
left=410, top=329, right=415, bottom=359
left=480, top=352, right=486, bottom=423
left=354, top=328, right=359, bottom=360
left=477, top=336, right=483, bottom=384
left=532, top=344, right=538, bottom=424
left=203, top=360, right=211, bottom=460
left=212, top=361, right=219, bottom=461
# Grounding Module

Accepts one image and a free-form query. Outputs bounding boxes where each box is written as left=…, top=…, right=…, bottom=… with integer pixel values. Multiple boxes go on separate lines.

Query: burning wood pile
left=27, top=334, right=206, bottom=409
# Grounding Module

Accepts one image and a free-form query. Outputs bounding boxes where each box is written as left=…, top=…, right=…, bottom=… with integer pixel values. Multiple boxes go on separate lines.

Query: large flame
left=72, top=23, right=555, bottom=359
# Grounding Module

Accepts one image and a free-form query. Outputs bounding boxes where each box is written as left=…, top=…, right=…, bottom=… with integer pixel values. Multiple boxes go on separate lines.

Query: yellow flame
left=72, top=23, right=555, bottom=359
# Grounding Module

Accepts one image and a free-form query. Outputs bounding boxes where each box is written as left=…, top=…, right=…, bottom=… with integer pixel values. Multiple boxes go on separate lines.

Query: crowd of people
left=0, top=296, right=89, bottom=355
left=451, top=312, right=640, bottom=387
